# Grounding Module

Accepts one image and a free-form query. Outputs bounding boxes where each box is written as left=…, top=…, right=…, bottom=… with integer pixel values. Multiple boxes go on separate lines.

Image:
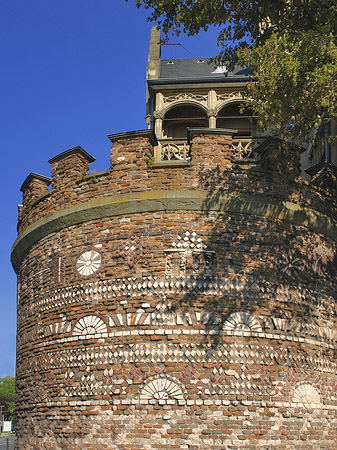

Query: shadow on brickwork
left=165, top=146, right=337, bottom=359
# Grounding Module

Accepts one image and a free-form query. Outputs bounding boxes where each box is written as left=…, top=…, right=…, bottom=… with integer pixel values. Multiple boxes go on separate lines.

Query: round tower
left=12, top=128, right=337, bottom=449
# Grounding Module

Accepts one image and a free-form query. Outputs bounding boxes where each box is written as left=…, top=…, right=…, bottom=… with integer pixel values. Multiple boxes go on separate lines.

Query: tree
left=241, top=30, right=337, bottom=143
left=131, top=0, right=337, bottom=143
left=0, top=376, right=15, bottom=398
left=0, top=376, right=16, bottom=422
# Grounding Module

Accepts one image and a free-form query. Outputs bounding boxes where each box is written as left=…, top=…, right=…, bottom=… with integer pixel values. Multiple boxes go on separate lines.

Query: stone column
left=153, top=111, right=164, bottom=138
left=208, top=109, right=217, bottom=128
left=207, top=90, right=217, bottom=128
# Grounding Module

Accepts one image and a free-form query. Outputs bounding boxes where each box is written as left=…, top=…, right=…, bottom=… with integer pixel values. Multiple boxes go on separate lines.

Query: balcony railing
left=232, top=137, right=264, bottom=160
left=155, top=139, right=191, bottom=163
left=154, top=137, right=264, bottom=163
left=161, top=142, right=190, bottom=161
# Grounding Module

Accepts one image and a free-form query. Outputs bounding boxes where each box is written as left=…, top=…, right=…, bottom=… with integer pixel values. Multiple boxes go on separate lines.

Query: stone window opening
left=217, top=103, right=255, bottom=137
left=163, top=105, right=208, bottom=139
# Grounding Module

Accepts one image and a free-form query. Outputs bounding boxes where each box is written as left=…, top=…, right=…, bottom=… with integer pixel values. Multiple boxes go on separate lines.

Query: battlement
left=13, top=128, right=337, bottom=277
left=16, top=130, right=336, bottom=233
left=18, top=129, right=239, bottom=232
left=48, top=145, right=96, bottom=186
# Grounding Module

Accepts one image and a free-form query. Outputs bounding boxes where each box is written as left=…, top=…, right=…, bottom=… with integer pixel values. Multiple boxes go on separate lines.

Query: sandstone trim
left=11, top=189, right=337, bottom=273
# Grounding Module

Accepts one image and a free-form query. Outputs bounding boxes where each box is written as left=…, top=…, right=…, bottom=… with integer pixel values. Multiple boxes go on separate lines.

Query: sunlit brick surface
left=13, top=132, right=337, bottom=449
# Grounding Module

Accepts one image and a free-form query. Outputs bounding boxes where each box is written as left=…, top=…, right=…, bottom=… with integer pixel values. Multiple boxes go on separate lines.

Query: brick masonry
left=12, top=130, right=337, bottom=449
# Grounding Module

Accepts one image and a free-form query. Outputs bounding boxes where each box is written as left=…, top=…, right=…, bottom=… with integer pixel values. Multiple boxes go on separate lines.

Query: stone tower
left=12, top=28, right=337, bottom=450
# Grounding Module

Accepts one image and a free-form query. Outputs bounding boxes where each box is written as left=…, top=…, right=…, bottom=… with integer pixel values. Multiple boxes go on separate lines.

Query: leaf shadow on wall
left=163, top=152, right=337, bottom=362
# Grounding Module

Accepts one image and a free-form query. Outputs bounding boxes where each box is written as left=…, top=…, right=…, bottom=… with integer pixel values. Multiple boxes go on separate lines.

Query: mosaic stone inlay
left=119, top=239, right=147, bottom=268
left=165, top=231, right=214, bottom=277
left=293, top=384, right=321, bottom=404
left=72, top=315, right=107, bottom=336
left=139, top=376, right=184, bottom=401
left=223, top=311, right=263, bottom=332
left=76, top=249, right=102, bottom=277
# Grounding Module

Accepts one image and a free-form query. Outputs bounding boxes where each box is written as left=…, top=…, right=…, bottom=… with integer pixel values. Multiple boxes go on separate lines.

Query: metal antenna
left=162, top=43, right=196, bottom=58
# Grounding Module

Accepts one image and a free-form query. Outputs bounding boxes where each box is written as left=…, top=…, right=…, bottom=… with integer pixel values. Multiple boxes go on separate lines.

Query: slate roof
left=160, top=58, right=250, bottom=79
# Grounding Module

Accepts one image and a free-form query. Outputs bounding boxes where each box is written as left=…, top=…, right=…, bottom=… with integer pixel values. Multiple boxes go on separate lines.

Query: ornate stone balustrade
left=156, top=137, right=264, bottom=163
left=157, top=140, right=190, bottom=162
left=232, top=137, right=265, bottom=160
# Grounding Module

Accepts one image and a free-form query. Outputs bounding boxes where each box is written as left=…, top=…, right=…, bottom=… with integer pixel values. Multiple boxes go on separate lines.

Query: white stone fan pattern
left=223, top=312, right=262, bottom=332
left=76, top=250, right=101, bottom=277
left=293, top=384, right=321, bottom=404
left=140, top=377, right=184, bottom=400
left=73, top=315, right=107, bottom=336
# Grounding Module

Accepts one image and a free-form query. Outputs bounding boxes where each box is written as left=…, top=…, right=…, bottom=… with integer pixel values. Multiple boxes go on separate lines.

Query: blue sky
left=0, top=0, right=220, bottom=377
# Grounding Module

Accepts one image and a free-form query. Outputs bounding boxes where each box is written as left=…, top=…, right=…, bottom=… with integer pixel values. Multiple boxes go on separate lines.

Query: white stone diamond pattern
left=76, top=249, right=101, bottom=277
left=63, top=367, right=111, bottom=397
left=208, top=366, right=272, bottom=396
left=64, top=369, right=74, bottom=396
left=72, top=315, right=107, bottom=337
left=173, top=231, right=205, bottom=250
left=139, top=376, right=184, bottom=401
left=293, top=384, right=321, bottom=404
left=39, top=343, right=337, bottom=377
left=47, top=347, right=114, bottom=369
left=79, top=368, right=98, bottom=396
left=223, top=311, right=262, bottom=333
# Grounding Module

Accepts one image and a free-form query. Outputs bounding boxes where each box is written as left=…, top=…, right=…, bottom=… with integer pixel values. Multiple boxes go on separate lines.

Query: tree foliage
left=0, top=377, right=16, bottom=421
left=132, top=0, right=337, bottom=142
left=241, top=31, right=337, bottom=142
left=6, top=401, right=15, bottom=421
left=0, top=377, right=15, bottom=398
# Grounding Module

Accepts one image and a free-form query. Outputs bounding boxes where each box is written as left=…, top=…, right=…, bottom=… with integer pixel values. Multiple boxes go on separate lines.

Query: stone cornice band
left=11, top=190, right=337, bottom=273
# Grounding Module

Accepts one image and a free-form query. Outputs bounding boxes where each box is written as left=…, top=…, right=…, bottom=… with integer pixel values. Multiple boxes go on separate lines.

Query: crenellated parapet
left=19, top=129, right=240, bottom=233
left=20, top=172, right=51, bottom=210
left=109, top=129, right=157, bottom=169
left=14, top=130, right=337, bottom=277
left=48, top=146, right=95, bottom=190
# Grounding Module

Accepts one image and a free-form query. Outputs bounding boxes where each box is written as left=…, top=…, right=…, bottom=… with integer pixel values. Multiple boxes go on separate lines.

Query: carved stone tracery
left=163, top=93, right=208, bottom=104
left=160, top=143, right=190, bottom=161
left=232, top=140, right=255, bottom=159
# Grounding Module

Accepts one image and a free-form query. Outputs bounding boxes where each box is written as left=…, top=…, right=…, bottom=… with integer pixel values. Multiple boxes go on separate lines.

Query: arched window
left=217, top=103, right=255, bottom=136
left=163, top=105, right=208, bottom=139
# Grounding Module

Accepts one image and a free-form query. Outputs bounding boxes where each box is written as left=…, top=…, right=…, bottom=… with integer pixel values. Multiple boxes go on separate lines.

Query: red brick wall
left=14, top=132, right=337, bottom=449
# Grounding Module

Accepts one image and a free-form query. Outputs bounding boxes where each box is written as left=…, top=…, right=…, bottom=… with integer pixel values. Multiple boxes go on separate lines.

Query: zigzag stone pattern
left=13, top=131, right=337, bottom=449
left=33, top=343, right=337, bottom=379
left=29, top=274, right=336, bottom=316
